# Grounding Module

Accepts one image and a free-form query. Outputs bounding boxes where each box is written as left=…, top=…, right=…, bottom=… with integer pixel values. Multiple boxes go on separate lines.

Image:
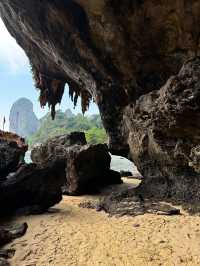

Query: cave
left=0, top=0, right=200, bottom=203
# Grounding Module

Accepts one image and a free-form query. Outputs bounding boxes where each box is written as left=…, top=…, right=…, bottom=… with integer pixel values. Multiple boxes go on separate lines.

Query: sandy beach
left=5, top=180, right=200, bottom=266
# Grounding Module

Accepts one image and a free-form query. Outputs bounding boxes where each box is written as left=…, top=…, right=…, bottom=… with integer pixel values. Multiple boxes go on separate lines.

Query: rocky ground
left=4, top=179, right=200, bottom=266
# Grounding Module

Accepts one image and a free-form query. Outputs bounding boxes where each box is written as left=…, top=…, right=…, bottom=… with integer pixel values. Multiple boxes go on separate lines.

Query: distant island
left=9, top=98, right=107, bottom=148
left=9, top=98, right=39, bottom=138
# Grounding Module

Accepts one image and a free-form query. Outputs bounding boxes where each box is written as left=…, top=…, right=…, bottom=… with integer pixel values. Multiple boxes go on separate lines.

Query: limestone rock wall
left=0, top=1, right=200, bottom=201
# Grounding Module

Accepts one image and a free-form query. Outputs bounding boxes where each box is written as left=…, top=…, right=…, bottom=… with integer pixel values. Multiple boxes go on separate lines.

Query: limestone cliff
left=0, top=1, right=200, bottom=202
left=9, top=98, right=39, bottom=138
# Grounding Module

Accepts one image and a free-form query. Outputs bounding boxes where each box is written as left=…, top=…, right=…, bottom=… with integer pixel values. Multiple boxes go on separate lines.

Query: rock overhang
left=0, top=1, right=200, bottom=201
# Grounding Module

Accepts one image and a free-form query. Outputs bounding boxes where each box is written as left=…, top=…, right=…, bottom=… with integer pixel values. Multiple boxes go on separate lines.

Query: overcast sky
left=0, top=18, right=98, bottom=131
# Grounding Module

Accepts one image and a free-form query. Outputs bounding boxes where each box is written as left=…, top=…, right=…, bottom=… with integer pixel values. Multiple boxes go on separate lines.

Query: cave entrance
left=110, top=154, right=143, bottom=185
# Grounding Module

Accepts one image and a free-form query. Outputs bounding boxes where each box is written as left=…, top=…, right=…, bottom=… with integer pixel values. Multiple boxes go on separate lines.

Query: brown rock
left=0, top=164, right=64, bottom=215
left=31, top=133, right=122, bottom=195
left=0, top=1, right=200, bottom=203
left=65, top=144, right=122, bottom=195
left=0, top=131, right=27, bottom=180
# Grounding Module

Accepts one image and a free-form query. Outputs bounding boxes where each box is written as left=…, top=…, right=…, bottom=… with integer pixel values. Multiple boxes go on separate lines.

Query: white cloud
left=0, top=18, right=28, bottom=74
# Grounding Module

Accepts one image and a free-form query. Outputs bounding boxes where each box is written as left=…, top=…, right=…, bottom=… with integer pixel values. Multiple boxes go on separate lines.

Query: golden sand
left=6, top=180, right=200, bottom=266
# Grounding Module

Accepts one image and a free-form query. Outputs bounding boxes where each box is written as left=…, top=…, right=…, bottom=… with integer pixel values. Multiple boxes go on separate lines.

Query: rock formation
left=128, top=59, right=200, bottom=200
left=9, top=98, right=39, bottom=138
left=0, top=1, right=200, bottom=202
left=0, top=131, right=63, bottom=215
left=0, top=163, right=65, bottom=215
left=0, top=131, right=27, bottom=179
left=31, top=132, right=122, bottom=195
left=0, top=130, right=120, bottom=215
left=0, top=223, right=28, bottom=266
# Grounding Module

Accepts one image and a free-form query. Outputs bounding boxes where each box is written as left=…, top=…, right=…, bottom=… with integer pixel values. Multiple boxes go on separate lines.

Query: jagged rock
left=0, top=258, right=9, bottom=266
left=0, top=223, right=28, bottom=266
left=80, top=189, right=181, bottom=217
left=0, top=1, right=200, bottom=203
left=31, top=132, right=87, bottom=167
left=190, top=145, right=200, bottom=173
left=0, top=132, right=63, bottom=215
left=0, top=223, right=27, bottom=246
left=0, top=131, right=27, bottom=180
left=31, top=132, right=122, bottom=195
left=65, top=144, right=122, bottom=195
left=127, top=58, right=200, bottom=200
left=0, top=164, right=64, bottom=215
left=9, top=98, right=39, bottom=138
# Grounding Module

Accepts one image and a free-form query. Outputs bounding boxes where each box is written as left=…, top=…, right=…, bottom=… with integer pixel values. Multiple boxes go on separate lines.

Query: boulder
left=31, top=132, right=122, bottom=195
left=31, top=132, right=87, bottom=167
left=0, top=131, right=63, bottom=215
left=0, top=223, right=28, bottom=266
left=0, top=163, right=64, bottom=215
left=65, top=144, right=122, bottom=195
left=0, top=131, right=27, bottom=180
left=0, top=223, right=28, bottom=246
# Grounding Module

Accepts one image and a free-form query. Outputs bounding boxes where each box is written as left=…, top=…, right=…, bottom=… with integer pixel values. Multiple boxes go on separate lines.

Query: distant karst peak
left=9, top=98, right=39, bottom=138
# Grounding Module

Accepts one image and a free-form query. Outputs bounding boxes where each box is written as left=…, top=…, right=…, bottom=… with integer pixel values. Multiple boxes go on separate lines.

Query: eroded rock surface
left=0, top=1, right=200, bottom=202
left=31, top=132, right=87, bottom=167
left=127, top=58, right=200, bottom=201
left=0, top=223, right=28, bottom=266
left=65, top=144, right=122, bottom=195
left=0, top=131, right=63, bottom=215
left=0, top=131, right=27, bottom=180
left=31, top=132, right=122, bottom=195
left=0, top=223, right=27, bottom=246
left=0, top=164, right=64, bottom=215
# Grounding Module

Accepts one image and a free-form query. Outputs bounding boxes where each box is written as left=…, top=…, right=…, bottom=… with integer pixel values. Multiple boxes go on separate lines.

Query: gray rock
left=9, top=98, right=39, bottom=138
left=65, top=109, right=75, bottom=118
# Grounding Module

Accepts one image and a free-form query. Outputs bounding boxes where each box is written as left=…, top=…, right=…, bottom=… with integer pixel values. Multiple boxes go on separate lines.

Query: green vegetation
left=28, top=110, right=107, bottom=147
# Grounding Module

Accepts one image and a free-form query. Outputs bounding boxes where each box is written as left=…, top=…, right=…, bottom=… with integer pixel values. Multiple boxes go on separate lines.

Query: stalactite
left=68, top=84, right=92, bottom=113
left=30, top=63, right=92, bottom=117
left=81, top=90, right=92, bottom=114
left=68, top=85, right=80, bottom=109
left=29, top=63, right=66, bottom=119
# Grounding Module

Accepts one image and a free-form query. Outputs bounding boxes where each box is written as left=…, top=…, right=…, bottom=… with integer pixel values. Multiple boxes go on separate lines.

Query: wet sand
left=5, top=180, right=200, bottom=266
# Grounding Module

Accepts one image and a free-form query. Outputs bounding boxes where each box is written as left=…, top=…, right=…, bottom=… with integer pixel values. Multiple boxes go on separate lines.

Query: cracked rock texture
left=0, top=1, right=200, bottom=201
left=0, top=131, right=63, bottom=215
left=0, top=131, right=27, bottom=180
left=31, top=132, right=122, bottom=195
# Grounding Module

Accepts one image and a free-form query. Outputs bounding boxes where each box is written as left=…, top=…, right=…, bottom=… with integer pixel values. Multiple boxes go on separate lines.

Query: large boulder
left=0, top=131, right=27, bottom=180
left=0, top=163, right=64, bottom=215
left=31, top=132, right=87, bottom=167
left=31, top=132, right=122, bottom=195
left=65, top=144, right=122, bottom=195
left=0, top=131, right=63, bottom=215
left=0, top=223, right=28, bottom=246
left=0, top=223, right=28, bottom=266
